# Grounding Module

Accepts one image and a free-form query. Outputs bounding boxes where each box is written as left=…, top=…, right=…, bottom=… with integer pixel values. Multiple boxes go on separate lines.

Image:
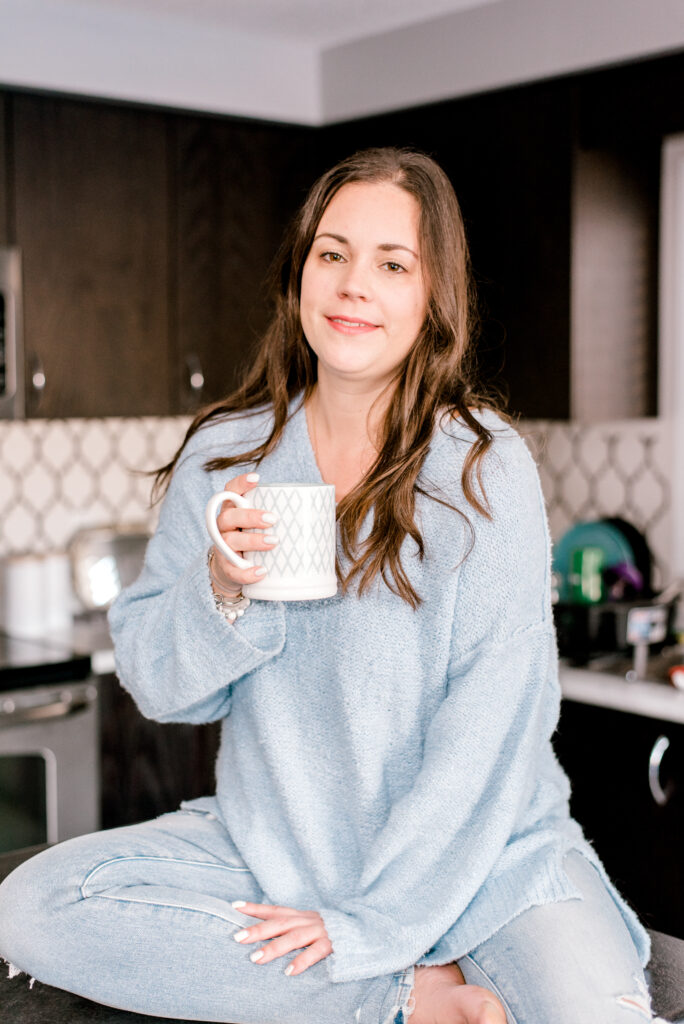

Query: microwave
left=0, top=247, right=24, bottom=419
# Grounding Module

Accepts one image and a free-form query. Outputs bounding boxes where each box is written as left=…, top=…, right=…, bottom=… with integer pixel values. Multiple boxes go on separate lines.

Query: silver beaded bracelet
left=208, top=549, right=250, bottom=623
left=212, top=588, right=251, bottom=623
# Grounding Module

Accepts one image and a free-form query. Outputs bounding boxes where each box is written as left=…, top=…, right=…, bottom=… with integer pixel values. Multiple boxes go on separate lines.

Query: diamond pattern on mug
left=254, top=485, right=335, bottom=578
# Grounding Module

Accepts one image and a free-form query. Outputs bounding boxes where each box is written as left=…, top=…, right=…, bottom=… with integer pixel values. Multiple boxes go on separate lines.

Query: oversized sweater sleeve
left=318, top=431, right=560, bottom=983
left=107, top=429, right=286, bottom=724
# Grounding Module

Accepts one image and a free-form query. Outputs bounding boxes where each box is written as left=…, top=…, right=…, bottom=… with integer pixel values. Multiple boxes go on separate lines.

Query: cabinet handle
left=185, top=353, right=204, bottom=393
left=648, top=734, right=674, bottom=807
left=30, top=355, right=46, bottom=392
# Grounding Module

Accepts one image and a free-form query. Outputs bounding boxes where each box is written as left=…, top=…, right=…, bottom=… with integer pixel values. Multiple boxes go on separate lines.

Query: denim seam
left=86, top=891, right=249, bottom=928
left=461, top=954, right=518, bottom=1024
left=80, top=854, right=250, bottom=898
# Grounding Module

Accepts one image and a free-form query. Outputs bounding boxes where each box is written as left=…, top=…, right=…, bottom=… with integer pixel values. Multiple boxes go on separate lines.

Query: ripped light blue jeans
left=0, top=797, right=669, bottom=1023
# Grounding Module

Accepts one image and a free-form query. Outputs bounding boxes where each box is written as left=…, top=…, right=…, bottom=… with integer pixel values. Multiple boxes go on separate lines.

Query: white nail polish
left=263, top=533, right=278, bottom=544
left=284, top=965, right=294, bottom=976
left=231, top=900, right=246, bottom=909
left=250, top=950, right=264, bottom=963
left=246, top=473, right=260, bottom=482
left=233, top=930, right=248, bottom=943
left=254, top=567, right=267, bottom=577
left=262, top=512, right=277, bottom=524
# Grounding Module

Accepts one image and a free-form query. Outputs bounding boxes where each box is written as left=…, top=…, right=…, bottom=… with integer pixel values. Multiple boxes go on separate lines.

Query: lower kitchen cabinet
left=553, top=699, right=684, bottom=938
left=98, top=673, right=220, bottom=829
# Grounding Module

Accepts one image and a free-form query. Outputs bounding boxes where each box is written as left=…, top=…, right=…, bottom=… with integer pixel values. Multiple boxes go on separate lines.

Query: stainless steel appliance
left=0, top=633, right=99, bottom=853
left=0, top=247, right=24, bottom=419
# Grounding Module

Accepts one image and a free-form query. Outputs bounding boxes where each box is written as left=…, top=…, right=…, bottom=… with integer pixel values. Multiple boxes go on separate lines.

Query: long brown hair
left=155, top=147, right=508, bottom=607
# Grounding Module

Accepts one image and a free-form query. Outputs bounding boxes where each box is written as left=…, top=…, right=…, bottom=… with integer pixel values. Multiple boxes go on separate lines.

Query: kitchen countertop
left=43, top=612, right=117, bottom=677
left=559, top=662, right=684, bottom=724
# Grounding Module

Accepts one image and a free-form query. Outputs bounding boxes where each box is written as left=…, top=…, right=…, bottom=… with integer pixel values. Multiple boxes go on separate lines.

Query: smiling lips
left=326, top=315, right=379, bottom=334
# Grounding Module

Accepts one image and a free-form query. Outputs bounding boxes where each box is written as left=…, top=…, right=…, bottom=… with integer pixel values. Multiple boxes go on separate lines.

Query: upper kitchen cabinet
left=171, top=116, right=313, bottom=412
left=324, top=64, right=667, bottom=421
left=578, top=51, right=684, bottom=150
left=5, top=89, right=313, bottom=419
left=323, top=80, right=574, bottom=419
left=11, top=94, right=170, bottom=418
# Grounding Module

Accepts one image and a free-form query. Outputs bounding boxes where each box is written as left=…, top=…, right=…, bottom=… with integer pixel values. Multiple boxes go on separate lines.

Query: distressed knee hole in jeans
left=615, top=972, right=666, bottom=1022
left=2, top=957, right=36, bottom=988
left=373, top=965, right=415, bottom=1024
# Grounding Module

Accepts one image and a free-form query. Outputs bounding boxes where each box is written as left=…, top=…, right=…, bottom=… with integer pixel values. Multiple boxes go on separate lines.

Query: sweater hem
left=321, top=834, right=651, bottom=984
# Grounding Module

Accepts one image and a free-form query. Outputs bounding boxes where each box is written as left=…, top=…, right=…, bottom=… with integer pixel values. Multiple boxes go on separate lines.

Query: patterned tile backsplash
left=520, top=417, right=672, bottom=589
left=0, top=414, right=675, bottom=589
left=0, top=417, right=191, bottom=556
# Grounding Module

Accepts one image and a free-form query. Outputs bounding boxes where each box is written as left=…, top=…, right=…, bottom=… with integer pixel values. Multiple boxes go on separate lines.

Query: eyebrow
left=313, top=232, right=418, bottom=259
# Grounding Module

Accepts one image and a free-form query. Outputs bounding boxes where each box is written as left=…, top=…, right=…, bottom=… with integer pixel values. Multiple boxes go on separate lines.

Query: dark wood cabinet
left=322, top=65, right=667, bottom=421
left=322, top=81, right=575, bottom=418
left=3, top=91, right=313, bottom=419
left=12, top=95, right=171, bottom=418
left=553, top=699, right=684, bottom=938
left=3, top=49, right=683, bottom=421
left=171, top=116, right=313, bottom=411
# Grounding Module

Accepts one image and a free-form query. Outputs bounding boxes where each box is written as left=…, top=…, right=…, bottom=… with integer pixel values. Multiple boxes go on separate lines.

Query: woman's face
left=300, top=181, right=428, bottom=392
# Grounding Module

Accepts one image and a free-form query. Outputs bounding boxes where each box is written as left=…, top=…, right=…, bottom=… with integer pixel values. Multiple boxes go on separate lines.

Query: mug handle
left=205, top=491, right=253, bottom=570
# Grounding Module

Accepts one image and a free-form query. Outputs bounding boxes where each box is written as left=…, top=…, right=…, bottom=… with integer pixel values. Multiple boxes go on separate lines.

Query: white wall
left=659, top=135, right=684, bottom=595
left=322, top=0, right=684, bottom=122
left=0, top=0, right=321, bottom=125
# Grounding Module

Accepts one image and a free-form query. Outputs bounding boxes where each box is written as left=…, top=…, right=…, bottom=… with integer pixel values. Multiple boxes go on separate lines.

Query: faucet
left=625, top=581, right=681, bottom=681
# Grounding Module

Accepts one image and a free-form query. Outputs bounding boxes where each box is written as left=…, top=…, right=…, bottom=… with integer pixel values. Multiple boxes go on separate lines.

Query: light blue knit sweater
left=108, top=398, right=650, bottom=984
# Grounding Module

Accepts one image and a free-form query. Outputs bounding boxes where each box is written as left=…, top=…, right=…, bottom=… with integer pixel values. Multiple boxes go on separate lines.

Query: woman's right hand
left=211, top=473, right=278, bottom=594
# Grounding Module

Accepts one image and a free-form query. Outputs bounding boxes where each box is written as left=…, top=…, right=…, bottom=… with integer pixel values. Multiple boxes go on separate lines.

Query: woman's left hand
left=232, top=900, right=333, bottom=975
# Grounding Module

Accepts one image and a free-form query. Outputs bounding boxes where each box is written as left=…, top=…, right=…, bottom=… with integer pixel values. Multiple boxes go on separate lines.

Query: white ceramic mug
left=205, top=483, right=337, bottom=601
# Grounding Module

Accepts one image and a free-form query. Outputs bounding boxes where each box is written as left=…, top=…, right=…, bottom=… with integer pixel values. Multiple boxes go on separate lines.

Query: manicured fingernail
left=263, top=533, right=278, bottom=544
left=233, top=930, right=249, bottom=943
left=250, top=950, right=264, bottom=963
left=254, top=567, right=267, bottom=577
left=246, top=473, right=259, bottom=482
left=231, top=901, right=246, bottom=909
left=262, top=512, right=277, bottom=524
left=284, top=965, right=294, bottom=976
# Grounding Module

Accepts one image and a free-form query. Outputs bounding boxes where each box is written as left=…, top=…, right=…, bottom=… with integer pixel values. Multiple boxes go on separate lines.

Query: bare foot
left=410, top=963, right=507, bottom=1024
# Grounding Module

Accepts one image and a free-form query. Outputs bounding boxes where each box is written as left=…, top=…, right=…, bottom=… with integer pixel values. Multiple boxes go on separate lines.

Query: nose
left=337, top=259, right=372, bottom=301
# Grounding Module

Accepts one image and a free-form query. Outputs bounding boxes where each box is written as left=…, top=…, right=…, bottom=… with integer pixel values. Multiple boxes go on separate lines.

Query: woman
left=0, top=148, right=657, bottom=1024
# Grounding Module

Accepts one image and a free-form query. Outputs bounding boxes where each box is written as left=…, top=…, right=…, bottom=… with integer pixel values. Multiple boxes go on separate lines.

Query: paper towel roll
left=1, top=554, right=46, bottom=638
left=43, top=551, right=74, bottom=633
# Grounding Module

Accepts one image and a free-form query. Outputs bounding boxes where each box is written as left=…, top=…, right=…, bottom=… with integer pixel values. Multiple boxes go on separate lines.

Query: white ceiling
left=2, top=0, right=684, bottom=124
left=77, top=0, right=500, bottom=46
